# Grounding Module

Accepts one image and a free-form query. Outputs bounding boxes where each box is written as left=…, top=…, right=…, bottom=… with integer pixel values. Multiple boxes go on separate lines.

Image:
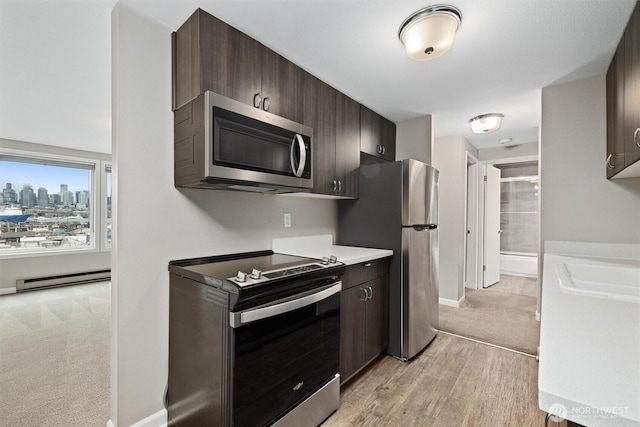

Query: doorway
left=467, top=157, right=540, bottom=291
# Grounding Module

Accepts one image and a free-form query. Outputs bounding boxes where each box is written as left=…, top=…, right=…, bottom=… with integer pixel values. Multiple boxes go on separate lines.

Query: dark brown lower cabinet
left=340, top=259, right=389, bottom=385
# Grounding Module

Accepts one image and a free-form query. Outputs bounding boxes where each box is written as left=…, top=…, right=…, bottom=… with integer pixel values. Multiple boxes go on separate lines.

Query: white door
left=483, top=165, right=501, bottom=287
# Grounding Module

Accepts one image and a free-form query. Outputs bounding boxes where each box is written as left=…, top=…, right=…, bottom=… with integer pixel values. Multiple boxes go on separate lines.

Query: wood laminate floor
left=324, top=333, right=546, bottom=427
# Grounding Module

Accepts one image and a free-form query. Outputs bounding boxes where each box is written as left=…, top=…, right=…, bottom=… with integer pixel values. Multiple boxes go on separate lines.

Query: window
left=499, top=176, right=539, bottom=255
left=0, top=153, right=98, bottom=256
left=103, top=163, right=112, bottom=249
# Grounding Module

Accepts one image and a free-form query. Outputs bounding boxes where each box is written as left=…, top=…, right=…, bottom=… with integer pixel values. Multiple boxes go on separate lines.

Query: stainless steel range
left=167, top=250, right=344, bottom=427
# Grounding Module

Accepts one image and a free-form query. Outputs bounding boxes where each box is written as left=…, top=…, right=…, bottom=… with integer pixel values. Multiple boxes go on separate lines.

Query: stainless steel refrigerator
left=338, top=159, right=439, bottom=360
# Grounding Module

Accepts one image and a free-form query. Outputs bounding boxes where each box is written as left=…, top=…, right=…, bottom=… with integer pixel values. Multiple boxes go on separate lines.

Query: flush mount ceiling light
left=469, top=113, right=504, bottom=134
left=398, top=5, right=462, bottom=61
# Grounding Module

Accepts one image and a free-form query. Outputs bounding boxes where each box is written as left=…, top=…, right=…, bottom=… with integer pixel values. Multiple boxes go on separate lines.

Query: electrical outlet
left=284, top=213, right=292, bottom=228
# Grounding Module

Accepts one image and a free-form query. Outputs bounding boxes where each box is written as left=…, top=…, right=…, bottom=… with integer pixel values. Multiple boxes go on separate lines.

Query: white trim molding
left=107, top=409, right=167, bottom=427
left=439, top=295, right=465, bottom=308
left=0, top=287, right=16, bottom=295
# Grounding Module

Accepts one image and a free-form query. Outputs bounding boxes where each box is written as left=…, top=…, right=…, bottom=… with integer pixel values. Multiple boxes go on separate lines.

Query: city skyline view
left=0, top=161, right=90, bottom=195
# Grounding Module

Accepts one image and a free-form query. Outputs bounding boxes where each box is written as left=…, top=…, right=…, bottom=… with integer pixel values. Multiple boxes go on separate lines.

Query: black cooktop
left=169, top=250, right=342, bottom=287
left=169, top=250, right=345, bottom=310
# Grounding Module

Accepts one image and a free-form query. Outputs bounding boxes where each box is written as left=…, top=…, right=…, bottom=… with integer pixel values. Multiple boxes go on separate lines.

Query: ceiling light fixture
left=469, top=113, right=504, bottom=134
left=398, top=5, right=462, bottom=61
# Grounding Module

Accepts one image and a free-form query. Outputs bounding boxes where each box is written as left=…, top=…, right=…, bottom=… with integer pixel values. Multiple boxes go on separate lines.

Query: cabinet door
left=336, top=92, right=360, bottom=198
left=261, top=48, right=305, bottom=123
left=360, top=105, right=382, bottom=157
left=310, top=78, right=337, bottom=195
left=380, top=118, right=397, bottom=162
left=340, top=286, right=366, bottom=383
left=607, top=39, right=626, bottom=178
left=364, top=277, right=389, bottom=362
left=172, top=10, right=262, bottom=110
left=624, top=4, right=640, bottom=167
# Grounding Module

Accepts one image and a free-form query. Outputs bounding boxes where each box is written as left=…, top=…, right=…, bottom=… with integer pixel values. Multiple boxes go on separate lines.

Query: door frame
left=464, top=152, right=480, bottom=290
left=474, top=154, right=539, bottom=297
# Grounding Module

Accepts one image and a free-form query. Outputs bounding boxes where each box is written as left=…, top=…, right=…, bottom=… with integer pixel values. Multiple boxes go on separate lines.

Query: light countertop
left=539, top=241, right=640, bottom=427
left=271, top=235, right=392, bottom=266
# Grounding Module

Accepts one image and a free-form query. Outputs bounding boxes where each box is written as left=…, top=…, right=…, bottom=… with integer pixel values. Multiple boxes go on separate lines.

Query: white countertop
left=539, top=241, right=640, bottom=427
left=271, top=235, right=393, bottom=266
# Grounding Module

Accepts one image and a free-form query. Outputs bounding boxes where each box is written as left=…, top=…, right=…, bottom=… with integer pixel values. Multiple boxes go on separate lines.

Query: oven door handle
left=230, top=282, right=342, bottom=328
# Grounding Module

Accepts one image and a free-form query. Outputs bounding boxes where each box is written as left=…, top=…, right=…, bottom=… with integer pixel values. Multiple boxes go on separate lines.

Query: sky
left=0, top=161, right=90, bottom=194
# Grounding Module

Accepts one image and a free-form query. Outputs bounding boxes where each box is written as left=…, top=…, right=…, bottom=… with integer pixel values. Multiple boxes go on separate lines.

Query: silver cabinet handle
left=337, top=180, right=342, bottom=193
left=382, top=146, right=386, bottom=155
left=262, top=97, right=270, bottom=111
left=290, top=134, right=306, bottom=177
left=360, top=288, right=368, bottom=302
left=377, top=144, right=383, bottom=154
left=366, top=286, right=373, bottom=300
left=332, top=180, right=337, bottom=192
left=606, top=154, right=615, bottom=170
left=635, top=128, right=640, bottom=148
left=363, top=262, right=372, bottom=267
left=253, top=93, right=261, bottom=108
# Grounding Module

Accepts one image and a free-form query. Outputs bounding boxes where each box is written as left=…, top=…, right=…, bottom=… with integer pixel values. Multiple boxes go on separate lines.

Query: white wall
left=395, top=115, right=433, bottom=164
left=432, top=135, right=478, bottom=303
left=111, top=3, right=338, bottom=425
left=540, top=75, right=640, bottom=245
left=0, top=0, right=112, bottom=154
left=478, top=141, right=538, bottom=162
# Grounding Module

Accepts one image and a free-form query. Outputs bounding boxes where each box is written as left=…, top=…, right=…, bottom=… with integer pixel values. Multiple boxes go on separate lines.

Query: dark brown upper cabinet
left=607, top=2, right=640, bottom=178
left=335, top=92, right=361, bottom=198
left=172, top=9, right=304, bottom=123
left=304, top=75, right=359, bottom=197
left=607, top=40, right=625, bottom=178
left=360, top=106, right=396, bottom=162
left=623, top=3, right=640, bottom=169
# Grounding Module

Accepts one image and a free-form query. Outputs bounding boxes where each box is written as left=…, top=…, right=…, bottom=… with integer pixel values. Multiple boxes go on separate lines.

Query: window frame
left=101, top=162, right=112, bottom=251
left=0, top=147, right=109, bottom=259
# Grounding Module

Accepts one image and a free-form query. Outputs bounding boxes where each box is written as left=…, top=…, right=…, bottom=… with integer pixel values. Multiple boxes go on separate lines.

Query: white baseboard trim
left=107, top=409, right=167, bottom=427
left=439, top=295, right=465, bottom=308
left=0, top=287, right=16, bottom=295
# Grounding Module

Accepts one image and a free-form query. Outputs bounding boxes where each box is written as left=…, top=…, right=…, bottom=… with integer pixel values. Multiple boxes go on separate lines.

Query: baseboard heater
left=16, top=270, right=111, bottom=292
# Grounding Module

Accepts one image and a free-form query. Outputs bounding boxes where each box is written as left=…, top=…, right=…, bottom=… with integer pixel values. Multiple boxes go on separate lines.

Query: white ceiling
left=1, top=0, right=635, bottom=152
left=126, top=0, right=636, bottom=150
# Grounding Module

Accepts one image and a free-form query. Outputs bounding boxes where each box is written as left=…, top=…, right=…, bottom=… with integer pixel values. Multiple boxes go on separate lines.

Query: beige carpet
left=0, top=282, right=110, bottom=427
left=439, top=275, right=540, bottom=355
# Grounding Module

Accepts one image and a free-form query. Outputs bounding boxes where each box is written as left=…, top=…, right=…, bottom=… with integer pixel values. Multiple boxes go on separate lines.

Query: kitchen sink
left=555, top=262, right=640, bottom=303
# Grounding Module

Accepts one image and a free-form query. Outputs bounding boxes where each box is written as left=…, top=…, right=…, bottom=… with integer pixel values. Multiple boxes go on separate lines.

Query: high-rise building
left=49, top=194, right=62, bottom=205
left=62, top=191, right=74, bottom=207
left=37, top=187, right=49, bottom=207
left=3, top=183, right=17, bottom=204
left=20, top=184, right=35, bottom=207
left=59, top=184, right=73, bottom=207
left=75, top=190, right=90, bottom=208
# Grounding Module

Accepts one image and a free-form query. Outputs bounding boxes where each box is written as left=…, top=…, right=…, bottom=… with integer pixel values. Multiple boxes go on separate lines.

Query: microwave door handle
left=290, top=134, right=306, bottom=178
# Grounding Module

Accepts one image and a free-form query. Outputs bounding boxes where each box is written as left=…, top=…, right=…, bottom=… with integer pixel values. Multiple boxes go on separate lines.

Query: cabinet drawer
left=341, top=257, right=390, bottom=289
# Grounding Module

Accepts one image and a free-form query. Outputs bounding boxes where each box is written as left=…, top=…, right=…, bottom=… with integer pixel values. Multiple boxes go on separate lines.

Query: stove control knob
left=250, top=269, right=262, bottom=279
left=329, top=255, right=338, bottom=264
left=236, top=271, right=248, bottom=283
left=321, top=257, right=329, bottom=265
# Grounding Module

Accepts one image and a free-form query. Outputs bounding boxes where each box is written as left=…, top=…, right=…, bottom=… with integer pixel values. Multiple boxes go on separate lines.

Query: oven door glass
left=232, top=288, right=340, bottom=426
left=212, top=107, right=311, bottom=179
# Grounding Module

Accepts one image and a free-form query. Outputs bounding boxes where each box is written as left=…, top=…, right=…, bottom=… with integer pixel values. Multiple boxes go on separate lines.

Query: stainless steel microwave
left=174, top=91, right=313, bottom=193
